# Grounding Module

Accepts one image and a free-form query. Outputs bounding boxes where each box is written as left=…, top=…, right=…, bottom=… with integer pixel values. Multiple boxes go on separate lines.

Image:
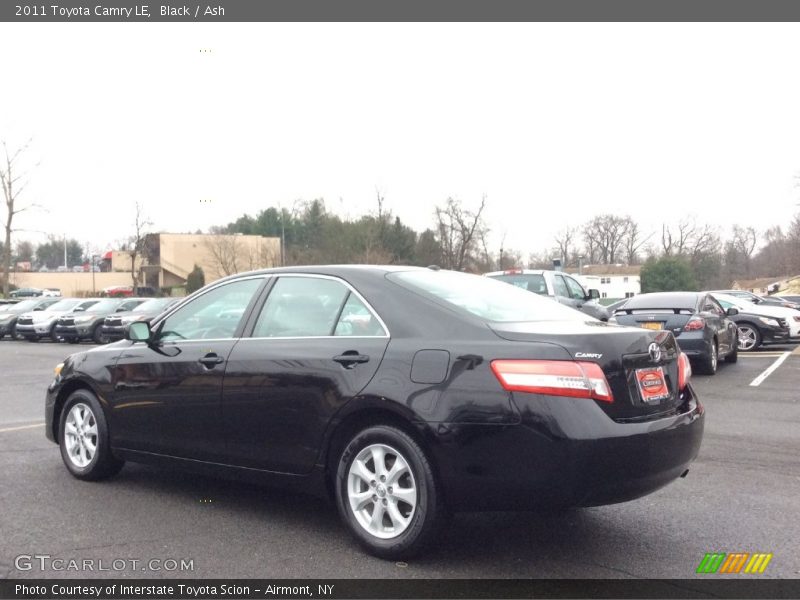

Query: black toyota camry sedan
left=45, top=266, right=703, bottom=559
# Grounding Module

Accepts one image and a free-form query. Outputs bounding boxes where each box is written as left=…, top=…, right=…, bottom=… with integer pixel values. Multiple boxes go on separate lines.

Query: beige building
left=140, top=233, right=281, bottom=290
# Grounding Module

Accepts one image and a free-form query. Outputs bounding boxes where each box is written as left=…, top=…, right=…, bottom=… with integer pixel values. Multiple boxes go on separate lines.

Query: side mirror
left=127, top=321, right=151, bottom=342
left=74, top=307, right=85, bottom=312
left=34, top=306, right=45, bottom=311
left=726, top=307, right=739, bottom=316
left=588, top=289, right=600, bottom=300
left=115, top=307, right=127, bottom=312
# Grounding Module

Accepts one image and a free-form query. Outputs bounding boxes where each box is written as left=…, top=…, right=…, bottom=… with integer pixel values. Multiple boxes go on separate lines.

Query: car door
left=701, top=295, right=732, bottom=355
left=109, top=276, right=265, bottom=460
left=221, top=274, right=390, bottom=474
left=552, top=273, right=580, bottom=311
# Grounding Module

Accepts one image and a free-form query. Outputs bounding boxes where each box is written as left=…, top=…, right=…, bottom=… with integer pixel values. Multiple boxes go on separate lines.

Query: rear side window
left=253, top=277, right=349, bottom=337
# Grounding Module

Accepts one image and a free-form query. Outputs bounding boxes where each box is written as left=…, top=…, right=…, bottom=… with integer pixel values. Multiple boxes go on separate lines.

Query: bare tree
left=434, top=196, right=488, bottom=271
left=204, top=235, right=241, bottom=279
left=554, top=227, right=576, bottom=267
left=583, top=214, right=632, bottom=264
left=624, top=221, right=652, bottom=265
left=128, top=202, right=152, bottom=289
left=0, top=139, right=36, bottom=297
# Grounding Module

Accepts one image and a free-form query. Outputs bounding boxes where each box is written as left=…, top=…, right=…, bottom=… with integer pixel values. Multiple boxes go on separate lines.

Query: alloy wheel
left=64, top=403, right=98, bottom=468
left=347, top=443, right=418, bottom=540
left=737, top=326, right=758, bottom=351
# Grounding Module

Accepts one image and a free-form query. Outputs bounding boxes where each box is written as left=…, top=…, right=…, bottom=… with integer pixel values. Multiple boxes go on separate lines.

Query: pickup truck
left=484, top=269, right=609, bottom=321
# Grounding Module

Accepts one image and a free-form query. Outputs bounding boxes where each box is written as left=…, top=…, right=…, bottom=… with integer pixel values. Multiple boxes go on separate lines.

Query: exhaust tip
left=680, top=469, right=690, bottom=478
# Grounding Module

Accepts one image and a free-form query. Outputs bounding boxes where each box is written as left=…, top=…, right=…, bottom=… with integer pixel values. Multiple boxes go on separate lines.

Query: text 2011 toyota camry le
left=45, top=266, right=703, bottom=558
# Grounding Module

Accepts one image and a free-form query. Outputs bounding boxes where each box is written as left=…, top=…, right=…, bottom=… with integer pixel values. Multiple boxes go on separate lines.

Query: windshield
left=84, top=299, right=122, bottom=314
left=388, top=270, right=588, bottom=322
left=132, top=298, right=173, bottom=313
left=45, top=299, right=81, bottom=312
left=486, top=273, right=548, bottom=295
left=7, top=299, right=39, bottom=312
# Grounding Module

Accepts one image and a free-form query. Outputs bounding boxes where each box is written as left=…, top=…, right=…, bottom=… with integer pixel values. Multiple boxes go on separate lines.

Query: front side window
left=564, top=276, right=586, bottom=300
left=253, top=277, right=349, bottom=337
left=552, top=275, right=570, bottom=298
left=158, top=278, right=262, bottom=341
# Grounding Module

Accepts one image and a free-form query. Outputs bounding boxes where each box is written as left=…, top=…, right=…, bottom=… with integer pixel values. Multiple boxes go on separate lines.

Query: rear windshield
left=620, top=294, right=699, bottom=311
left=486, top=273, right=548, bottom=295
left=388, top=270, right=588, bottom=322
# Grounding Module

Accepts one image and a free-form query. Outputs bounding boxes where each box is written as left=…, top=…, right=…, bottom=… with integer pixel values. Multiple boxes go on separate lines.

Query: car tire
left=736, top=323, right=761, bottom=352
left=58, top=390, right=124, bottom=481
left=334, top=425, right=446, bottom=560
left=725, top=340, right=738, bottom=363
left=92, top=324, right=105, bottom=344
left=49, top=324, right=60, bottom=343
left=697, top=340, right=718, bottom=375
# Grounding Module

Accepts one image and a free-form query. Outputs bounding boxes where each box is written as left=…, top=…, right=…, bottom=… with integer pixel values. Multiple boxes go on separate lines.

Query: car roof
left=620, top=291, right=703, bottom=309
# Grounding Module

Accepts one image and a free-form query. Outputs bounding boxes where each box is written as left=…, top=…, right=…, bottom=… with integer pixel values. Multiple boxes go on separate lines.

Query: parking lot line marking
left=740, top=353, right=785, bottom=358
left=0, top=422, right=45, bottom=433
left=749, top=352, right=791, bottom=387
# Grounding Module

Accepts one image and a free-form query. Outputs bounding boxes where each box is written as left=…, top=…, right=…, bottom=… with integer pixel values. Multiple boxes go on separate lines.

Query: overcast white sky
left=2, top=23, right=800, bottom=258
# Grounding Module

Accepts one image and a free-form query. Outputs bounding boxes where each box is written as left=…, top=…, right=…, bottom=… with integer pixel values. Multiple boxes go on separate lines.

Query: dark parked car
left=610, top=292, right=739, bottom=374
left=484, top=269, right=609, bottom=320
left=9, top=287, right=43, bottom=298
left=54, top=298, right=146, bottom=343
left=101, top=297, right=182, bottom=342
left=711, top=294, right=792, bottom=351
left=775, top=294, right=800, bottom=305
left=45, top=266, right=703, bottom=559
left=0, top=297, right=61, bottom=339
left=710, top=289, right=800, bottom=311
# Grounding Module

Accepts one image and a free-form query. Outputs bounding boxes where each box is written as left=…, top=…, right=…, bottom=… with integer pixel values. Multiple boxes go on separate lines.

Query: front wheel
left=59, top=390, right=124, bottom=480
left=334, top=425, right=446, bottom=560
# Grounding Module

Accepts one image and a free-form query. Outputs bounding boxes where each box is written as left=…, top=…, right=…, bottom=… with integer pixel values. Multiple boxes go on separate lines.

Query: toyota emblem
left=648, top=342, right=662, bottom=363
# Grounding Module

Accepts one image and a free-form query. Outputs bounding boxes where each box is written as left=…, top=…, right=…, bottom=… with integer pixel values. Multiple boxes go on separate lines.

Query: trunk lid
left=489, top=320, right=685, bottom=421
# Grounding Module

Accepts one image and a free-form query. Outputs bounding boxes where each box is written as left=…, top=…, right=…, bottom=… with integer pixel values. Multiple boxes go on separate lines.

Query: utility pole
left=63, top=234, right=67, bottom=269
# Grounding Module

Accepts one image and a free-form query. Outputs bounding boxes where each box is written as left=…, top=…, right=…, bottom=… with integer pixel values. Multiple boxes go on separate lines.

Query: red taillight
left=490, top=359, right=614, bottom=403
left=504, top=269, right=523, bottom=275
left=684, top=317, right=705, bottom=331
left=677, top=352, right=692, bottom=390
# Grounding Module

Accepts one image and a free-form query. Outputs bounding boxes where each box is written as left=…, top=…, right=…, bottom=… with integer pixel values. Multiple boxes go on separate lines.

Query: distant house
left=732, top=276, right=797, bottom=295
left=572, top=264, right=641, bottom=299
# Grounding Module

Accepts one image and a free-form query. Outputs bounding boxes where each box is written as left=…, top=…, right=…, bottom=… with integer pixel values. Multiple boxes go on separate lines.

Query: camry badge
left=575, top=352, right=602, bottom=359
left=648, top=343, right=662, bottom=363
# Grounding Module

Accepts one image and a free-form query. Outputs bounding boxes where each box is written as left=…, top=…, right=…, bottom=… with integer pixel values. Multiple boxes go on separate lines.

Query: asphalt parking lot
left=0, top=340, right=798, bottom=579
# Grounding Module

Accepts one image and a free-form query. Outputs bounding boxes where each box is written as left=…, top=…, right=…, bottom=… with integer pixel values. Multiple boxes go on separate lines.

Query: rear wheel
left=59, top=390, right=124, bottom=480
left=49, top=324, right=60, bottom=342
left=334, top=425, right=446, bottom=560
left=725, top=340, right=738, bottom=363
left=697, top=340, right=718, bottom=375
left=736, top=324, right=761, bottom=352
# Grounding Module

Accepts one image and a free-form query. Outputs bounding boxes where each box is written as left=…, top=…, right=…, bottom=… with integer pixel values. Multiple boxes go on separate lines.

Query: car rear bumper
left=672, top=333, right=709, bottom=357
left=429, top=386, right=704, bottom=510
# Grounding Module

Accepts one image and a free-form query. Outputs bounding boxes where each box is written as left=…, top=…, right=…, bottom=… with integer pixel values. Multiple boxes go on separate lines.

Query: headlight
left=54, top=363, right=64, bottom=377
left=758, top=316, right=780, bottom=327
